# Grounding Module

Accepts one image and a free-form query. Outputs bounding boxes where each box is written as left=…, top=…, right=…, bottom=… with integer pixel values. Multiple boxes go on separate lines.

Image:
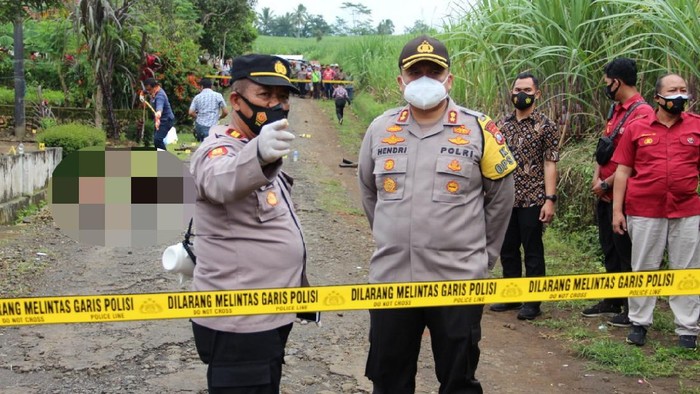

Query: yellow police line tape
left=204, top=74, right=352, bottom=84
left=1, top=270, right=698, bottom=327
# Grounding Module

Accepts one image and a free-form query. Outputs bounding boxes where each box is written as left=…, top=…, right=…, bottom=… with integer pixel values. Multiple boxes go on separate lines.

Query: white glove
left=257, top=119, right=295, bottom=164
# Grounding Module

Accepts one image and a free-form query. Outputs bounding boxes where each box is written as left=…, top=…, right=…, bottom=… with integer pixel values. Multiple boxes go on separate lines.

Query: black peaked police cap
left=231, top=54, right=299, bottom=93
left=398, top=35, right=450, bottom=70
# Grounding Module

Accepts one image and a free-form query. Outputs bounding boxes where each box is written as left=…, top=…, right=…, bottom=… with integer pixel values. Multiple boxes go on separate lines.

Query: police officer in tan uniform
left=358, top=36, right=517, bottom=393
left=189, top=54, right=306, bottom=393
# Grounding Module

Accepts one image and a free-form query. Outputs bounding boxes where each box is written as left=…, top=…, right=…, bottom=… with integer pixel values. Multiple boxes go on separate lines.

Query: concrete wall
left=0, top=148, right=62, bottom=224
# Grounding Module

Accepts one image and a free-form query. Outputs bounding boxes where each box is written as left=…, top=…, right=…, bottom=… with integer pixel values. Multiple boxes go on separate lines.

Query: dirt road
left=0, top=97, right=692, bottom=393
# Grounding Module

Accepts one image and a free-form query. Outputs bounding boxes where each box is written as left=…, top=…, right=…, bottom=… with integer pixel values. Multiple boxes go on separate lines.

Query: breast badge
left=448, top=136, right=469, bottom=145
left=266, top=190, right=279, bottom=206
left=643, top=137, right=654, bottom=145
left=453, top=125, right=471, bottom=135
left=384, top=159, right=395, bottom=170
left=446, top=180, right=460, bottom=193
left=207, top=146, right=228, bottom=158
left=447, top=159, right=461, bottom=172
left=386, top=125, right=403, bottom=132
left=383, top=177, right=397, bottom=193
left=382, top=135, right=405, bottom=145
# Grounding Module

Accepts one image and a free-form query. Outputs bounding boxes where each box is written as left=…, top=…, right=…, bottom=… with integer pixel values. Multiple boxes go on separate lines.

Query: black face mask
left=657, top=94, right=688, bottom=115
left=605, top=79, right=620, bottom=101
left=512, top=91, right=536, bottom=110
left=236, top=94, right=289, bottom=135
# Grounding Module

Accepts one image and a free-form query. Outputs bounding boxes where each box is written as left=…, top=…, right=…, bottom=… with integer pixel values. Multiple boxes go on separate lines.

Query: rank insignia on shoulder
left=267, top=190, right=278, bottom=206
left=383, top=177, right=397, bottom=193
left=227, top=129, right=242, bottom=138
left=384, top=159, right=395, bottom=170
left=448, top=136, right=469, bottom=145
left=453, top=125, right=471, bottom=135
left=386, top=125, right=403, bottom=132
left=448, top=110, right=458, bottom=124
left=448, top=159, right=461, bottom=172
left=446, top=180, right=460, bottom=193
left=398, top=109, right=409, bottom=123
left=208, top=146, right=228, bottom=158
left=382, top=135, right=406, bottom=145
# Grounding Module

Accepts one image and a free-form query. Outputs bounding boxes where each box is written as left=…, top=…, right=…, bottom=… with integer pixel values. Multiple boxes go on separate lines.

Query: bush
left=36, top=123, right=106, bottom=157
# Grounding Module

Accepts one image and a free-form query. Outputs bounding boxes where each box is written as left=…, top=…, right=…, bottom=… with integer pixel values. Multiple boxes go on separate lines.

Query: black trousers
left=500, top=206, right=545, bottom=307
left=192, top=321, right=292, bottom=394
left=153, top=118, right=173, bottom=150
left=596, top=200, right=632, bottom=307
left=366, top=306, right=483, bottom=394
left=335, top=98, right=346, bottom=120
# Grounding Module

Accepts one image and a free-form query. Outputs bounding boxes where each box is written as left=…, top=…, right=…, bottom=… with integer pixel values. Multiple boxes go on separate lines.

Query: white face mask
left=401, top=75, right=449, bottom=110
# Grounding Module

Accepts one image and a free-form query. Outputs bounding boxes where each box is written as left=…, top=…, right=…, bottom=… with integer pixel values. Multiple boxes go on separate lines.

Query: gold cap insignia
left=274, top=61, right=287, bottom=75
left=417, top=40, right=434, bottom=54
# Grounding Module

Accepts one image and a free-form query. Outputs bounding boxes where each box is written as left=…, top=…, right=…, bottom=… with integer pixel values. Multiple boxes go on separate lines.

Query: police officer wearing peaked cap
left=358, top=35, right=516, bottom=393
left=189, top=54, right=309, bottom=393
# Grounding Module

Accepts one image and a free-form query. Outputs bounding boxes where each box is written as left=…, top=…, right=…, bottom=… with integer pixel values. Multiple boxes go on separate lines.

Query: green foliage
left=193, top=0, right=256, bottom=57
left=36, top=122, right=106, bottom=157
left=0, top=86, right=64, bottom=105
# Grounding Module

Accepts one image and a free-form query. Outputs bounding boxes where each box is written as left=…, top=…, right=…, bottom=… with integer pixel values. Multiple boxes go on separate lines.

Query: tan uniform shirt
left=358, top=100, right=516, bottom=283
left=189, top=125, right=306, bottom=333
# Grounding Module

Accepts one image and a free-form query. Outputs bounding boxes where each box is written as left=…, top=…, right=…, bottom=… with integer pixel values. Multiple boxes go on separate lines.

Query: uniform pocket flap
left=436, top=156, right=472, bottom=179
left=373, top=156, right=408, bottom=174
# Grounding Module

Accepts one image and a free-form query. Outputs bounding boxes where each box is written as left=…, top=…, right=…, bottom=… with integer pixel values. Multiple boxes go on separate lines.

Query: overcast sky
left=253, top=0, right=463, bottom=35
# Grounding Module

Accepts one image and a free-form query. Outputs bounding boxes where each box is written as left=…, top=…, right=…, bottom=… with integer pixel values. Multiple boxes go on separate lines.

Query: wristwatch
left=600, top=181, right=610, bottom=191
left=545, top=194, right=558, bottom=203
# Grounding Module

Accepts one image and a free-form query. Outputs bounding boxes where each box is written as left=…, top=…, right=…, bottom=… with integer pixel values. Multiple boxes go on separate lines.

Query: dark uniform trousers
left=500, top=206, right=545, bottom=307
left=192, top=321, right=292, bottom=394
left=154, top=118, right=173, bottom=151
left=366, top=305, right=484, bottom=394
left=596, top=199, right=632, bottom=307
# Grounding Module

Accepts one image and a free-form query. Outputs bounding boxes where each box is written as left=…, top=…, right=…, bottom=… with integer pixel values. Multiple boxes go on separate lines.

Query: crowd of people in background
left=289, top=61, right=354, bottom=102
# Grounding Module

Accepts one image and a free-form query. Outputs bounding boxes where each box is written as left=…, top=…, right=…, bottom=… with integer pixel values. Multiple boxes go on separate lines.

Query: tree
left=404, top=20, right=435, bottom=35
left=77, top=0, right=137, bottom=138
left=376, top=19, right=394, bottom=35
left=340, top=2, right=371, bottom=35
left=291, top=4, right=307, bottom=38
left=0, top=0, right=63, bottom=139
left=256, top=7, right=274, bottom=35
left=333, top=16, right=349, bottom=36
left=193, top=0, right=256, bottom=58
left=304, top=14, right=332, bottom=39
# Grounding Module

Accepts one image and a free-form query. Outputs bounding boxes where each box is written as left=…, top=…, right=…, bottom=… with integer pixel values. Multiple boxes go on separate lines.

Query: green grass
left=13, top=201, right=47, bottom=225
